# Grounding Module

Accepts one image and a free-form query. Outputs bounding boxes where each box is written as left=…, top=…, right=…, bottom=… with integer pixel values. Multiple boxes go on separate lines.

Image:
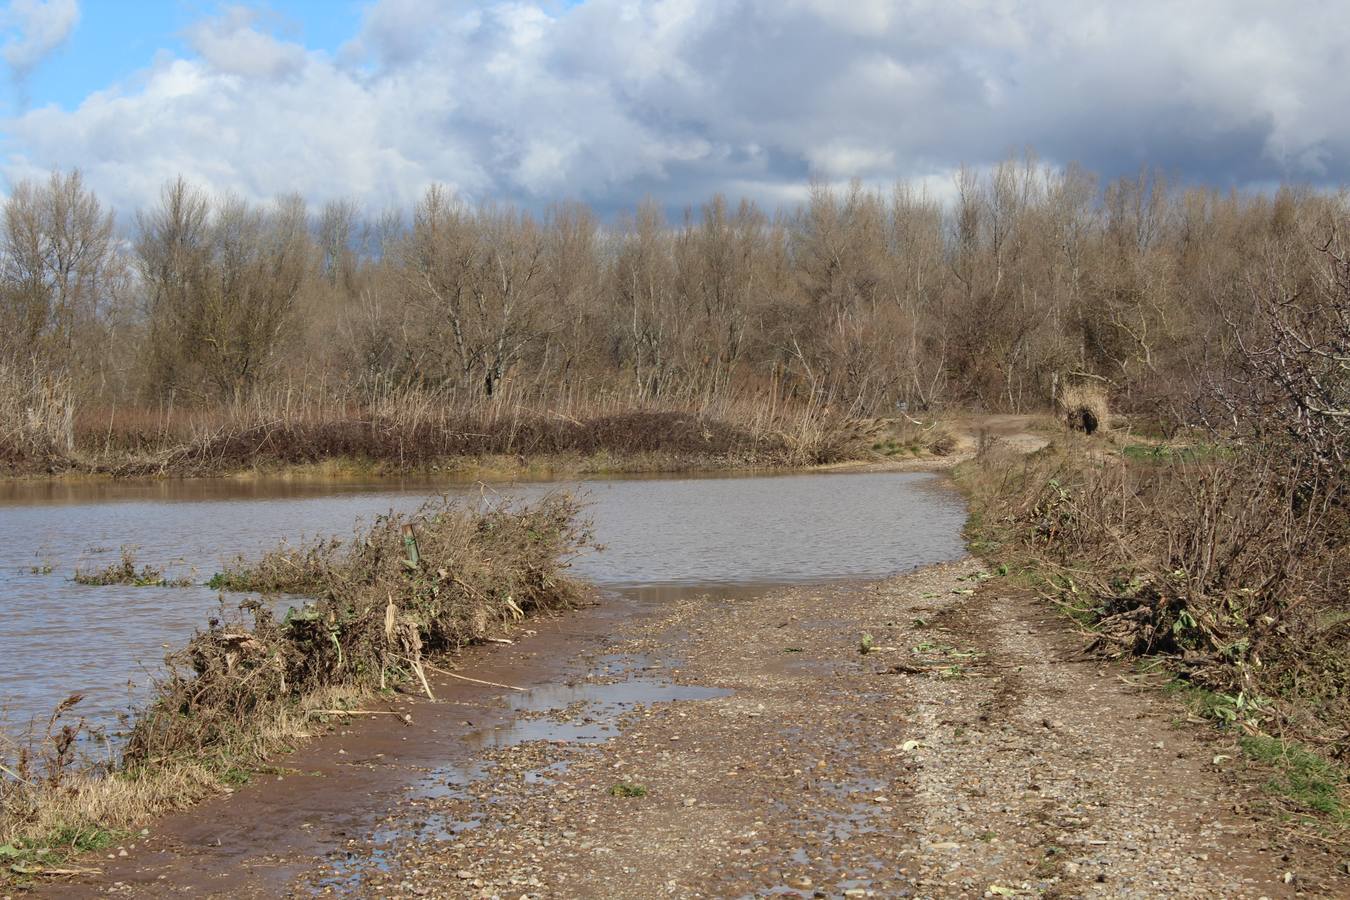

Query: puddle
left=322, top=652, right=731, bottom=891
left=412, top=654, right=727, bottom=771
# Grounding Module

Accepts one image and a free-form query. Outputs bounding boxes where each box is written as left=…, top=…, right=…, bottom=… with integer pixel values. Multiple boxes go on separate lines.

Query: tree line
left=2, top=157, right=1345, bottom=420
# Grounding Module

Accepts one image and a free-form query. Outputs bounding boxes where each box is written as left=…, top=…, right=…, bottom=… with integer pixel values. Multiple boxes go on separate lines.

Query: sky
left=1, top=0, right=1348, bottom=217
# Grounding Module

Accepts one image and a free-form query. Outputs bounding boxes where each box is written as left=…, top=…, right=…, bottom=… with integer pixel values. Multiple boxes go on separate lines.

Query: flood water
left=0, top=470, right=966, bottom=738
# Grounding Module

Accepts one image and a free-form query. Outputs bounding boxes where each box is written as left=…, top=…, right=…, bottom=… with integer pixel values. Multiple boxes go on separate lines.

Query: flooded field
left=0, top=470, right=966, bottom=738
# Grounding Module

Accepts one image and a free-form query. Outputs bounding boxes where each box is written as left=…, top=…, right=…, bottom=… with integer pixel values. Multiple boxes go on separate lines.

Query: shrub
left=1056, top=381, right=1109, bottom=435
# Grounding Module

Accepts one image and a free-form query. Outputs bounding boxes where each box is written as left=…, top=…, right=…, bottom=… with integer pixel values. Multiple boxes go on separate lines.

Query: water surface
left=0, top=470, right=965, bottom=736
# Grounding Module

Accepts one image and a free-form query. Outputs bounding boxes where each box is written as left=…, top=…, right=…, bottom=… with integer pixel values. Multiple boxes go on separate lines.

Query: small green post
left=401, top=523, right=420, bottom=568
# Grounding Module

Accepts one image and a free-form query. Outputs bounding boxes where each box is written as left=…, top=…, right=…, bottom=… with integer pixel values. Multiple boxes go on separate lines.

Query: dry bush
left=969, top=445, right=1348, bottom=752
left=124, top=493, right=589, bottom=764
left=1056, top=381, right=1109, bottom=435
left=928, top=429, right=960, bottom=456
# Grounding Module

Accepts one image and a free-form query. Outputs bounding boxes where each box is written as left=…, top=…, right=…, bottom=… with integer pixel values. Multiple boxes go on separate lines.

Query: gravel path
left=295, top=560, right=1344, bottom=898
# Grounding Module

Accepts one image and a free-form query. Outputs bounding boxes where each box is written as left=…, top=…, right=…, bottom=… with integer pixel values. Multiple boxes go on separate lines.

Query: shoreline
left=34, top=585, right=662, bottom=898
left=11, top=421, right=1346, bottom=895
left=0, top=448, right=958, bottom=488
left=1, top=462, right=968, bottom=889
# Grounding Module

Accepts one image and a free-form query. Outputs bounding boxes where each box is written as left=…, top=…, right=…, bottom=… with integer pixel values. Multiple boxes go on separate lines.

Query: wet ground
left=15, top=420, right=1347, bottom=897
left=40, top=560, right=1348, bottom=898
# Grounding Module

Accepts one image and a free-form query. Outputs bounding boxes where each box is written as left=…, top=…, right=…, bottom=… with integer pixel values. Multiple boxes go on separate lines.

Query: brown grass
left=960, top=440, right=1349, bottom=757
left=4, top=383, right=876, bottom=478
left=1055, top=381, right=1109, bottom=435
left=0, top=360, right=74, bottom=469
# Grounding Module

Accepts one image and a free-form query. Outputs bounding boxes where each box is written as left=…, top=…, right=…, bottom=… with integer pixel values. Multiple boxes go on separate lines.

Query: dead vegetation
left=965, top=444, right=1347, bottom=743
left=959, top=225, right=1350, bottom=826
left=73, top=547, right=191, bottom=587
left=2, top=390, right=881, bottom=478
left=1, top=494, right=589, bottom=880
left=1055, top=381, right=1109, bottom=435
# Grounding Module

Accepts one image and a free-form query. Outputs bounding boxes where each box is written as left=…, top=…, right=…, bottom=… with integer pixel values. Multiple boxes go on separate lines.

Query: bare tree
left=136, top=180, right=311, bottom=402
left=400, top=187, right=550, bottom=397
left=0, top=170, right=116, bottom=358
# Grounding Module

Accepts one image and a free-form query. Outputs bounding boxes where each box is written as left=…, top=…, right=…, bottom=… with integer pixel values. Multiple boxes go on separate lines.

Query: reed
left=11, top=378, right=884, bottom=477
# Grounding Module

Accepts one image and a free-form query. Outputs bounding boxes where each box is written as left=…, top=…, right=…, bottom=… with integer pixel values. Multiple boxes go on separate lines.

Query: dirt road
left=45, top=561, right=1345, bottom=898
left=281, top=563, right=1340, bottom=899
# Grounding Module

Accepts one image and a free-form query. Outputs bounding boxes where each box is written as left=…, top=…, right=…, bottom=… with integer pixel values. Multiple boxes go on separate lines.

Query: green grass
left=871, top=438, right=923, bottom=457
left=1238, top=735, right=1348, bottom=823
left=1, top=826, right=123, bottom=878
left=1161, top=679, right=1347, bottom=824
left=608, top=782, right=647, bottom=798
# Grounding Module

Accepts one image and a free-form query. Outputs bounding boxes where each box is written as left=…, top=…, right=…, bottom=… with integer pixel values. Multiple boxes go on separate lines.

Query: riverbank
left=12, top=419, right=1345, bottom=895
left=2, top=406, right=958, bottom=482
left=0, top=494, right=591, bottom=883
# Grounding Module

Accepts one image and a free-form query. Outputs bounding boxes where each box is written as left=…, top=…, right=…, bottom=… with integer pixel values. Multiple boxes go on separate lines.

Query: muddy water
left=0, top=470, right=965, bottom=738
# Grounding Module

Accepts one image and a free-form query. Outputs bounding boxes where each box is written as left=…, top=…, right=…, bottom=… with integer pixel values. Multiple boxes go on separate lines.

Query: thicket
left=3, top=160, right=1345, bottom=472
left=961, top=227, right=1349, bottom=819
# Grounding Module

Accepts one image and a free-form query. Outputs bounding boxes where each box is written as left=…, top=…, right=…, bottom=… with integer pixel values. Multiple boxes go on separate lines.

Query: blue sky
left=8, top=1, right=363, bottom=113
left=1, top=1, right=1347, bottom=216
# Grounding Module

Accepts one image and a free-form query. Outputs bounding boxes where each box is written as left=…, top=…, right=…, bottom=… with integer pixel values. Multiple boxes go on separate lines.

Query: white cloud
left=1, top=0, right=78, bottom=77
left=3, top=0, right=1350, bottom=216
left=185, top=6, right=307, bottom=80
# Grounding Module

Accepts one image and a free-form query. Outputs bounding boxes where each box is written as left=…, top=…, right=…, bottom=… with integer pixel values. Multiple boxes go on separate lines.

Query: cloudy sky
left=0, top=0, right=1347, bottom=215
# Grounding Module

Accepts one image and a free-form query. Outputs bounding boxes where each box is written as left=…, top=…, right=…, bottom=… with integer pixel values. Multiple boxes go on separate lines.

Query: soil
left=19, top=419, right=1348, bottom=899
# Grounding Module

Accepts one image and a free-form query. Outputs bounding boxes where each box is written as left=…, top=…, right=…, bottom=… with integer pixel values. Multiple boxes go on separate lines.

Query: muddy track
left=281, top=561, right=1342, bottom=898
left=34, top=559, right=1347, bottom=898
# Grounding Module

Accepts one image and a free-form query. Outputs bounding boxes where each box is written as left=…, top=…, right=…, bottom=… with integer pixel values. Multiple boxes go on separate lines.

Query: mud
left=35, top=588, right=673, bottom=898
left=37, top=562, right=1348, bottom=898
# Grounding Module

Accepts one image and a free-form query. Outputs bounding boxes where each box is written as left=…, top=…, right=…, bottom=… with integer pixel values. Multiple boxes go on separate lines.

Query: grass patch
left=608, top=782, right=647, bottom=798
left=1238, top=735, right=1349, bottom=823
left=0, top=826, right=122, bottom=876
